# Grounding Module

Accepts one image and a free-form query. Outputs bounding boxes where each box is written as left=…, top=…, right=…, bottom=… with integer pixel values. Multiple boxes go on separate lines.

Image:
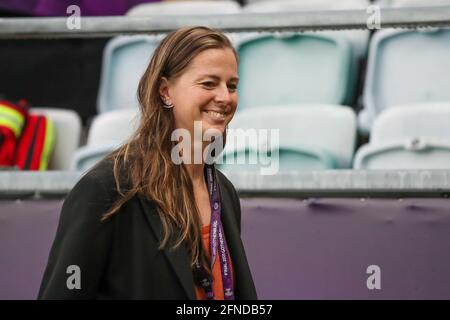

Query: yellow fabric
left=39, top=117, right=56, bottom=171
left=0, top=104, right=25, bottom=138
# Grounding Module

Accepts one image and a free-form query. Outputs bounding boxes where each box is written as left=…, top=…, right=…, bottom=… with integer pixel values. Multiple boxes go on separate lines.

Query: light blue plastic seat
left=242, top=0, right=370, bottom=59
left=235, top=33, right=353, bottom=111
left=354, top=103, right=450, bottom=169
left=360, top=28, right=450, bottom=133
left=217, top=105, right=357, bottom=173
left=219, top=146, right=337, bottom=173
left=97, top=35, right=162, bottom=114
left=240, top=0, right=369, bottom=109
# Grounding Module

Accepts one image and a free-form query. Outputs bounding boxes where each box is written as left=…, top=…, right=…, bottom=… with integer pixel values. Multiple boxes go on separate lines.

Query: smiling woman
left=160, top=48, right=239, bottom=132
left=38, top=26, right=257, bottom=300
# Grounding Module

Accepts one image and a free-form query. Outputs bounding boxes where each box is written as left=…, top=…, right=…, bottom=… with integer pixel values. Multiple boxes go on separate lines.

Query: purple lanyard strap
left=193, top=164, right=235, bottom=300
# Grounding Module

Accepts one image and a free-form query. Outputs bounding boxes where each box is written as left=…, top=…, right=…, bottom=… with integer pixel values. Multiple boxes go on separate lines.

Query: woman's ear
left=159, top=77, right=171, bottom=104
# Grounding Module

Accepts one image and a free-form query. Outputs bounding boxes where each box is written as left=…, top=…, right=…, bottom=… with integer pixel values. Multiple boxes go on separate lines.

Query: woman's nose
left=214, top=83, right=232, bottom=104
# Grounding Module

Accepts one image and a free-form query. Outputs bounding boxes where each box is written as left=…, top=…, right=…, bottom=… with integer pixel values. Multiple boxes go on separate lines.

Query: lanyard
left=193, top=164, right=235, bottom=300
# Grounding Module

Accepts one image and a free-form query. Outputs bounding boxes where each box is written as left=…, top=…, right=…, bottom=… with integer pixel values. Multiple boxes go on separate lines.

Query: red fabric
left=0, top=100, right=28, bottom=167
left=0, top=127, right=16, bottom=166
left=15, top=114, right=46, bottom=170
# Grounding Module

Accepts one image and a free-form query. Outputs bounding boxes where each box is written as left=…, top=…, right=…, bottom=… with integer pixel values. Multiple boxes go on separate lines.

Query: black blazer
left=38, top=158, right=257, bottom=300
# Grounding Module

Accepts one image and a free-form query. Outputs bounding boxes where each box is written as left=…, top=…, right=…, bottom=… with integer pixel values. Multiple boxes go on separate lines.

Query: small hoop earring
left=161, top=96, right=173, bottom=109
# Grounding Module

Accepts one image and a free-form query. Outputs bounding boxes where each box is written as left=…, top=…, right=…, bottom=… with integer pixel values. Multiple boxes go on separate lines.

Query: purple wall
left=241, top=197, right=450, bottom=299
left=0, top=0, right=161, bottom=16
left=0, top=200, right=61, bottom=299
left=1, top=197, right=450, bottom=299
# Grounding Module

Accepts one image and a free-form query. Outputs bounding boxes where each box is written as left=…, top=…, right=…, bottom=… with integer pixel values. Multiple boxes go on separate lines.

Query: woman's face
left=160, top=47, right=239, bottom=141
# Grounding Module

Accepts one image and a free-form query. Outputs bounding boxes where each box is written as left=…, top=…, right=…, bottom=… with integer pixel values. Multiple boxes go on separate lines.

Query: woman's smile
left=202, top=110, right=228, bottom=123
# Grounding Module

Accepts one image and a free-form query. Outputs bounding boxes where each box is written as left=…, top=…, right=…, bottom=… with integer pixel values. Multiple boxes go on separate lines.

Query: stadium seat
left=354, top=103, right=450, bottom=169
left=235, top=33, right=353, bottom=111
left=97, top=35, right=162, bottom=114
left=30, top=108, right=82, bottom=170
left=242, top=0, right=370, bottom=66
left=359, top=28, right=450, bottom=133
left=71, top=109, right=140, bottom=171
left=217, top=105, right=357, bottom=172
left=239, top=0, right=369, bottom=110
left=126, top=0, right=241, bottom=16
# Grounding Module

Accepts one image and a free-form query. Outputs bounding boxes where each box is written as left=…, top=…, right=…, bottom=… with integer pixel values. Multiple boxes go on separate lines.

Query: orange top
left=195, top=224, right=235, bottom=300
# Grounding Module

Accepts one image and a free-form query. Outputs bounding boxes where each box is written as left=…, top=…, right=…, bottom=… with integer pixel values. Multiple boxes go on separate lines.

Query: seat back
left=87, top=109, right=140, bottom=146
left=371, top=103, right=450, bottom=144
left=360, top=28, right=450, bottom=132
left=354, top=103, right=450, bottom=169
left=71, top=109, right=140, bottom=171
left=236, top=33, right=353, bottom=111
left=30, top=108, right=81, bottom=170
left=97, top=35, right=161, bottom=114
left=218, top=105, right=357, bottom=172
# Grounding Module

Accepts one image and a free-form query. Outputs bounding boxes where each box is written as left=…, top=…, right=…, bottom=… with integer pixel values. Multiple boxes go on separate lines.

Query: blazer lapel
left=136, top=170, right=256, bottom=300
left=137, top=196, right=197, bottom=300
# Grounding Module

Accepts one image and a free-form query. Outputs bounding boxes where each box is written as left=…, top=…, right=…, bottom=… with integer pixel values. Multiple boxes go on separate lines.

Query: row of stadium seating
left=98, top=27, right=450, bottom=132
left=32, top=102, right=450, bottom=171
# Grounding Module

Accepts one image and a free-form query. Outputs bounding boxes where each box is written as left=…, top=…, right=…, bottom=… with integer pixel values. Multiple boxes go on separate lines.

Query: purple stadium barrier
left=0, top=199, right=61, bottom=300
left=0, top=0, right=160, bottom=16
left=1, top=197, right=450, bottom=299
left=241, top=197, right=450, bottom=299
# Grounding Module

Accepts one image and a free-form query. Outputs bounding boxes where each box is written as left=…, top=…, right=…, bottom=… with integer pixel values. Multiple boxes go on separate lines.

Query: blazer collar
left=136, top=169, right=240, bottom=300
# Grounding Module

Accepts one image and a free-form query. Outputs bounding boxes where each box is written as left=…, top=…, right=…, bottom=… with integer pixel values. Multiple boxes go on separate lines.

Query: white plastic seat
left=239, top=1, right=369, bottom=110
left=71, top=109, right=140, bottom=171
left=30, top=108, right=82, bottom=170
left=354, top=103, right=450, bottom=169
left=242, top=0, right=370, bottom=60
left=217, top=105, right=357, bottom=172
left=235, top=33, right=354, bottom=111
left=359, top=28, right=450, bottom=133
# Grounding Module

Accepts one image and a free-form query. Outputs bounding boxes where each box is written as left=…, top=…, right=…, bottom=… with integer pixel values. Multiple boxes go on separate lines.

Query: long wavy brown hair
left=101, top=26, right=238, bottom=274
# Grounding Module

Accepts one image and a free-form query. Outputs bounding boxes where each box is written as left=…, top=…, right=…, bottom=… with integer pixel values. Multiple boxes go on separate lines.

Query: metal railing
left=0, top=6, right=450, bottom=38
left=1, top=170, right=450, bottom=198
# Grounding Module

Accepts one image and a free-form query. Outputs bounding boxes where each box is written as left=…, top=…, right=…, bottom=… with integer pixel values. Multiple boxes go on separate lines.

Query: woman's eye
left=202, top=81, right=215, bottom=88
left=228, top=84, right=237, bottom=92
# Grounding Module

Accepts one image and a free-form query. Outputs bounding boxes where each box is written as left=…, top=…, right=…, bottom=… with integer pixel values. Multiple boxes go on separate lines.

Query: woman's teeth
left=204, top=111, right=226, bottom=120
